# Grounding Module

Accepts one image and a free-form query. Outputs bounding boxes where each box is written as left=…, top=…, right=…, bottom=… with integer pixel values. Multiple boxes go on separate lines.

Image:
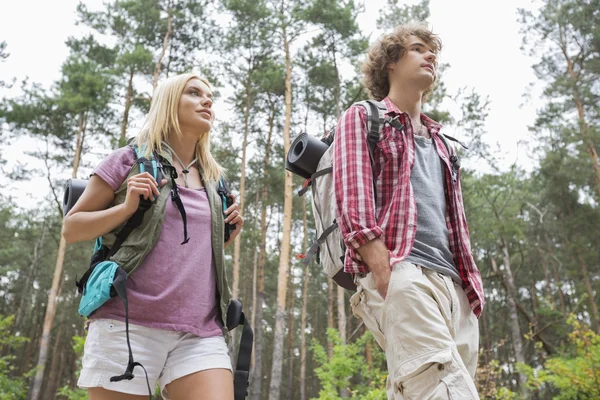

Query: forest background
left=0, top=0, right=598, bottom=399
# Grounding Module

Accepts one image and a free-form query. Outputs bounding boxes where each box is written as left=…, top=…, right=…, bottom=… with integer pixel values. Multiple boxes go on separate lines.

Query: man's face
left=388, top=35, right=437, bottom=91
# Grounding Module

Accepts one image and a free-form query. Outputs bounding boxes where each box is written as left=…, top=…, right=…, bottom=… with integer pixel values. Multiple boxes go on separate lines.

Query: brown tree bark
left=152, top=0, right=173, bottom=91
left=45, top=311, right=66, bottom=397
left=575, top=250, right=599, bottom=332
left=550, top=262, right=567, bottom=315
left=558, top=29, right=600, bottom=200
left=14, top=222, right=47, bottom=333
left=327, top=279, right=335, bottom=359
left=249, top=98, right=275, bottom=400
left=232, top=71, right=252, bottom=302
left=119, top=68, right=135, bottom=147
left=286, top=272, right=295, bottom=400
left=337, top=286, right=347, bottom=343
left=268, top=12, right=295, bottom=399
left=30, top=112, right=87, bottom=400
left=299, top=197, right=310, bottom=400
left=492, top=242, right=526, bottom=392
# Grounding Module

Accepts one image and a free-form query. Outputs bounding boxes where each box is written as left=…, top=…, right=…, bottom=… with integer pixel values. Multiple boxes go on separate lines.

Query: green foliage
left=476, top=359, right=520, bottom=400
left=310, top=329, right=387, bottom=400
left=377, top=0, right=430, bottom=29
left=0, top=41, right=11, bottom=89
left=57, top=335, right=87, bottom=400
left=0, top=315, right=30, bottom=400
left=519, top=316, right=600, bottom=400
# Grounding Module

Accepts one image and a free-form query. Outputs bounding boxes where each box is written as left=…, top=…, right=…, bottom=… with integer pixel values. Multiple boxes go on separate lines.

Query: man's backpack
left=286, top=100, right=464, bottom=291
left=286, top=100, right=387, bottom=290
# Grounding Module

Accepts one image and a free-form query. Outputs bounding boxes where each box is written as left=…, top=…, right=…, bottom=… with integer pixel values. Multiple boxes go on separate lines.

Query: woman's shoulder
left=92, top=146, right=137, bottom=191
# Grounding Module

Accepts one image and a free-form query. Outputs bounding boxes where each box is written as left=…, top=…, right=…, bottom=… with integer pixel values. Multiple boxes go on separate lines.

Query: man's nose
left=425, top=52, right=436, bottom=64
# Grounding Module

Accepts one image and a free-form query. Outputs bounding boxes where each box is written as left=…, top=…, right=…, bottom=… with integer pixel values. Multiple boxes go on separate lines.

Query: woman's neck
left=165, top=135, right=197, bottom=166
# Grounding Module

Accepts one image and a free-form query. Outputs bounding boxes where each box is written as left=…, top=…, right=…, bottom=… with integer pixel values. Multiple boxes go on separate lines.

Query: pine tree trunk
left=365, top=340, right=373, bottom=366
left=536, top=245, right=554, bottom=306
left=45, top=311, right=66, bottom=397
left=119, top=68, right=135, bottom=147
left=337, top=286, right=346, bottom=343
left=232, top=73, right=252, bottom=301
left=251, top=249, right=258, bottom=368
left=550, top=262, right=567, bottom=314
left=299, top=197, right=309, bottom=400
left=331, top=39, right=341, bottom=119
left=286, top=272, right=295, bottom=400
left=14, top=222, right=46, bottom=333
left=249, top=99, right=275, bottom=400
left=576, top=250, right=599, bottom=332
left=152, top=1, right=173, bottom=91
left=268, top=21, right=294, bottom=400
left=337, top=285, right=349, bottom=397
left=327, top=279, right=335, bottom=359
left=498, top=241, right=527, bottom=391
left=30, top=112, right=87, bottom=400
left=560, top=33, right=600, bottom=200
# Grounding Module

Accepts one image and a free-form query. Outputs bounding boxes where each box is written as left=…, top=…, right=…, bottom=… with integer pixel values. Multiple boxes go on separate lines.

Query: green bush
left=519, top=315, right=600, bottom=400
left=310, top=329, right=387, bottom=400
left=0, top=315, right=30, bottom=400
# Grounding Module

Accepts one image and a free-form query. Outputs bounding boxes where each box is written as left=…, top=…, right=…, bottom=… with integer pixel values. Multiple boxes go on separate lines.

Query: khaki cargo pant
left=350, top=262, right=480, bottom=399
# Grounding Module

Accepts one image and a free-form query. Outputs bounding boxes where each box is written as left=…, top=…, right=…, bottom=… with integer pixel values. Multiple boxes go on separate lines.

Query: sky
left=0, top=0, right=544, bottom=209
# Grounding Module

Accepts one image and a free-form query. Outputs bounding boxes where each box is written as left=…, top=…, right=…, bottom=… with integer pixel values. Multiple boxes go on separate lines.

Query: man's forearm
left=356, top=238, right=390, bottom=272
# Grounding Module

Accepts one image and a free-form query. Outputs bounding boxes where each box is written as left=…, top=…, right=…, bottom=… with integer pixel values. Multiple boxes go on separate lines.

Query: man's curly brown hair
left=361, top=23, right=442, bottom=102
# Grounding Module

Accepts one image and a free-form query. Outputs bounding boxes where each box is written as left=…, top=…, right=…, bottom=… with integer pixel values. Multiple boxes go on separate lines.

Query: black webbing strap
left=109, top=267, right=152, bottom=399
left=227, top=299, right=253, bottom=400
left=437, top=134, right=465, bottom=183
left=298, top=184, right=311, bottom=197
left=441, top=133, right=468, bottom=150
left=162, top=164, right=190, bottom=245
left=107, top=156, right=158, bottom=259
left=234, top=314, right=253, bottom=400
left=312, top=167, right=333, bottom=180
left=363, top=100, right=384, bottom=204
left=171, top=186, right=190, bottom=245
left=107, top=201, right=152, bottom=259
left=303, top=221, right=339, bottom=266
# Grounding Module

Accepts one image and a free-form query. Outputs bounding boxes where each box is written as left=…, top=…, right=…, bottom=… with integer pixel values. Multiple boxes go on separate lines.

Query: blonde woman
left=63, top=73, right=243, bottom=400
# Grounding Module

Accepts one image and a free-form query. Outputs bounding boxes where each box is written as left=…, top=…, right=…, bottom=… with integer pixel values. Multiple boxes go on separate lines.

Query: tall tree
left=221, top=0, right=273, bottom=306
left=519, top=0, right=600, bottom=200
left=268, top=1, right=310, bottom=398
left=3, top=35, right=118, bottom=400
left=248, top=57, right=285, bottom=400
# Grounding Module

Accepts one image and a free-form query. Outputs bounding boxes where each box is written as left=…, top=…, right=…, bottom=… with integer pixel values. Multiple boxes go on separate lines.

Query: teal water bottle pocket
left=78, top=261, right=120, bottom=317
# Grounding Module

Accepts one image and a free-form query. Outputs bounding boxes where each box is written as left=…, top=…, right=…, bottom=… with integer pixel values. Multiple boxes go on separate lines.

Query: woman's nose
left=202, top=96, right=213, bottom=108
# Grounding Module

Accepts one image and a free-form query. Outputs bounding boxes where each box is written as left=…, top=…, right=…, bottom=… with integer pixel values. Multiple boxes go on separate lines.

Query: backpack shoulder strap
left=354, top=100, right=388, bottom=203
left=129, top=144, right=162, bottom=182
left=217, top=176, right=236, bottom=242
left=436, top=133, right=467, bottom=183
left=108, top=145, right=163, bottom=258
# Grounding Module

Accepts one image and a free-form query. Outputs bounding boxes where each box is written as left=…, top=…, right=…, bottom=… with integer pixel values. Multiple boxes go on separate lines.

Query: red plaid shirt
left=333, top=97, right=485, bottom=316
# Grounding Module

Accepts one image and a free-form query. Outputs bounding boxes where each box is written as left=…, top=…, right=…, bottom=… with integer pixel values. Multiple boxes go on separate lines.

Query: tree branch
left=43, top=137, right=63, bottom=216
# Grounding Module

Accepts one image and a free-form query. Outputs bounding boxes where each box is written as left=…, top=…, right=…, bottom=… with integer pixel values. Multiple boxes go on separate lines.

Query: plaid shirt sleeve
left=333, top=105, right=383, bottom=269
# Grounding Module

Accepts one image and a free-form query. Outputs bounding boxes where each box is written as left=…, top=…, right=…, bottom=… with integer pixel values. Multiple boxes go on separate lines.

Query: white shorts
left=78, top=319, right=232, bottom=398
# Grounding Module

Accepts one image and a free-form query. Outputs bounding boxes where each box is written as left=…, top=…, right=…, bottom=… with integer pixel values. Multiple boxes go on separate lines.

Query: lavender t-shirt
left=90, top=147, right=223, bottom=338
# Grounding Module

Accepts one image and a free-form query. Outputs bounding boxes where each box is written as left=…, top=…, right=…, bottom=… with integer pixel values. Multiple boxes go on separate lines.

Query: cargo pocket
left=350, top=287, right=386, bottom=350
left=438, top=355, right=480, bottom=400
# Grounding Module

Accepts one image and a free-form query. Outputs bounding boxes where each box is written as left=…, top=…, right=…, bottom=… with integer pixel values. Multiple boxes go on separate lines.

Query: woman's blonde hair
left=361, top=23, right=442, bottom=102
left=137, top=73, right=223, bottom=182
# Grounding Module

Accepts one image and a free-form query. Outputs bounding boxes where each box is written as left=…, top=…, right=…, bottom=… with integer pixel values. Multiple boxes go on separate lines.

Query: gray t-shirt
left=405, top=135, right=461, bottom=283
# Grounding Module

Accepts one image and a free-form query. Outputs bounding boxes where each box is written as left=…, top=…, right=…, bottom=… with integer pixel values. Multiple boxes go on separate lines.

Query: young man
left=333, top=24, right=485, bottom=399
